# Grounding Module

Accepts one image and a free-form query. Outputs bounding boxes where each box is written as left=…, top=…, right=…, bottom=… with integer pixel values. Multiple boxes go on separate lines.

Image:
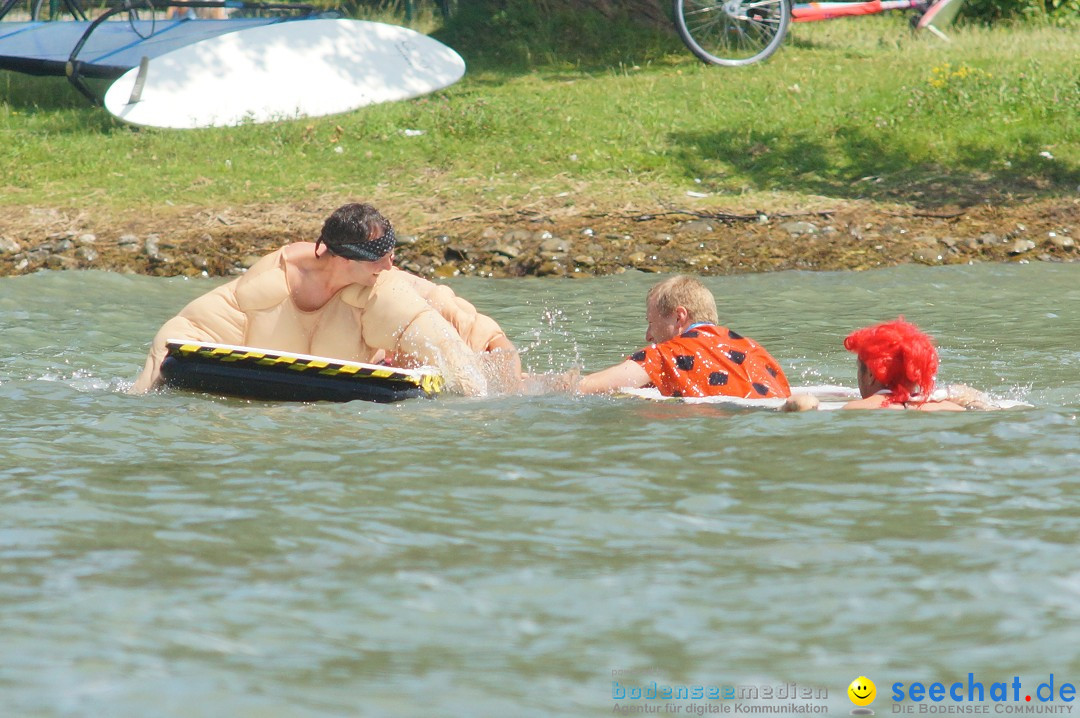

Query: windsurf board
left=104, top=18, right=465, bottom=129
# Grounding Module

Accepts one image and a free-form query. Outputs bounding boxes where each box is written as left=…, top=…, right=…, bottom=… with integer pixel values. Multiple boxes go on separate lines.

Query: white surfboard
left=104, top=18, right=465, bottom=129
left=619, top=384, right=1030, bottom=411
left=619, top=384, right=859, bottom=410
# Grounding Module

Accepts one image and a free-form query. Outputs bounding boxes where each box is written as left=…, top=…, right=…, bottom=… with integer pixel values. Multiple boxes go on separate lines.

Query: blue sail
left=0, top=16, right=309, bottom=78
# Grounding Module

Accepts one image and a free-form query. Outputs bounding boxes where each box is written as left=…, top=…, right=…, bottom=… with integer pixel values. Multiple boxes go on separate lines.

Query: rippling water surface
left=1, top=264, right=1078, bottom=717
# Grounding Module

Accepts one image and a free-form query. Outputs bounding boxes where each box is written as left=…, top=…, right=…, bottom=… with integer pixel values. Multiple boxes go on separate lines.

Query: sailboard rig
left=0, top=0, right=466, bottom=128
left=0, top=0, right=320, bottom=103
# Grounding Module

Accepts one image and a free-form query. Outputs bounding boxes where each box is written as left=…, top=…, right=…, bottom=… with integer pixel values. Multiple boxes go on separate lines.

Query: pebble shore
left=1, top=199, right=1076, bottom=278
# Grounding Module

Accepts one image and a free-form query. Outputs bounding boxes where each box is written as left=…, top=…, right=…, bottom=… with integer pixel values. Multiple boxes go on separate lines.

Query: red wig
left=843, top=317, right=939, bottom=405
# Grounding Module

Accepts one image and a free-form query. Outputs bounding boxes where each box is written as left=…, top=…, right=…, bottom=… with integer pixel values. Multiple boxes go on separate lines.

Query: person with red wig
left=783, top=317, right=995, bottom=412
left=839, top=317, right=965, bottom=410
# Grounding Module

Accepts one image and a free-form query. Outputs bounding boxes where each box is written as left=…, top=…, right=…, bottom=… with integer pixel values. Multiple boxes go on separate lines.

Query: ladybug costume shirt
left=630, top=323, right=791, bottom=399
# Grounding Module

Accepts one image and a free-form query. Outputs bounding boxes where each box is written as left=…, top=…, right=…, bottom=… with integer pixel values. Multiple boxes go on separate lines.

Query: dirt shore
left=1, top=197, right=1076, bottom=278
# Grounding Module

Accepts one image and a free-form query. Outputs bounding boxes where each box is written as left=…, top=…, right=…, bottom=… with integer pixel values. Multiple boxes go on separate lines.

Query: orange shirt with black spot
left=630, top=324, right=791, bottom=399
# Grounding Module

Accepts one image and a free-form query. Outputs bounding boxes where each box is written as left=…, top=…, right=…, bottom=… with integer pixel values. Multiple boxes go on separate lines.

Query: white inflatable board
left=619, top=385, right=1031, bottom=411
left=619, top=385, right=859, bottom=410
left=104, top=18, right=465, bottom=129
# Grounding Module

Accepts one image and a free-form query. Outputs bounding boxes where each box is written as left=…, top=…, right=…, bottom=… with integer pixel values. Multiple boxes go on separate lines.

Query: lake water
left=1, top=263, right=1078, bottom=717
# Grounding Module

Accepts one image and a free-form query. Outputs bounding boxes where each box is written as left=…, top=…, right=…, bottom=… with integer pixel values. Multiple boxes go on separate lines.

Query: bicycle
left=673, top=0, right=963, bottom=66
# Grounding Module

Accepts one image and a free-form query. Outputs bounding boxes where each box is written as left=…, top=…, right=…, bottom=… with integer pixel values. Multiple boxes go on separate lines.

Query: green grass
left=1, top=15, right=1077, bottom=219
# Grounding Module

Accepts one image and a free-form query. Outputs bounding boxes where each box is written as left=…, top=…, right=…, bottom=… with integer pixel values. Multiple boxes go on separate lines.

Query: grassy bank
left=1, top=16, right=1078, bottom=228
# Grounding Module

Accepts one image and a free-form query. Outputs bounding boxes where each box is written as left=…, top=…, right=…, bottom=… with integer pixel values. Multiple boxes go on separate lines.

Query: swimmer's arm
left=132, top=350, right=165, bottom=393
left=943, top=384, right=1000, bottom=411
left=840, top=395, right=890, bottom=410
left=131, top=284, right=246, bottom=394
left=396, top=310, right=489, bottom=396
left=480, top=336, right=523, bottom=394
left=840, top=396, right=967, bottom=411
left=781, top=394, right=820, bottom=412
left=486, top=332, right=521, bottom=375
left=487, top=332, right=515, bottom=354
left=520, top=368, right=581, bottom=394
left=576, top=360, right=651, bottom=395
left=131, top=316, right=220, bottom=393
left=915, top=400, right=967, bottom=412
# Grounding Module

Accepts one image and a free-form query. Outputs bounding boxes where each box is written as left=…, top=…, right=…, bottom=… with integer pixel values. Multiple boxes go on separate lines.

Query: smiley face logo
left=848, top=676, right=876, bottom=707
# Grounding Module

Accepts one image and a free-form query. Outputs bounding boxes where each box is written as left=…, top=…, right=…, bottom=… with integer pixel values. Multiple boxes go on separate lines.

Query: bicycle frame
left=792, top=0, right=926, bottom=22
left=674, top=0, right=963, bottom=66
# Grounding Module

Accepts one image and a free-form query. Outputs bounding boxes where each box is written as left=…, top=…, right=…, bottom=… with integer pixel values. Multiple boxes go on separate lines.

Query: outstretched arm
left=576, top=360, right=651, bottom=394
left=480, top=334, right=523, bottom=394
left=395, top=310, right=489, bottom=396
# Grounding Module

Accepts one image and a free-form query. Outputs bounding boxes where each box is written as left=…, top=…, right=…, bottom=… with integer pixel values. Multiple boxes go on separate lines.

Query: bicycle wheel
left=673, top=0, right=791, bottom=66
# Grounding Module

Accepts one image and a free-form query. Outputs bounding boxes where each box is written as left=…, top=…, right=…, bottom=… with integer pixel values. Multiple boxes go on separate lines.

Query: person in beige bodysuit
left=133, top=203, right=517, bottom=396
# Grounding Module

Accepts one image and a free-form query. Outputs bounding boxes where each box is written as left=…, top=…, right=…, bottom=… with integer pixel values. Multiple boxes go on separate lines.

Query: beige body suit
left=133, top=248, right=508, bottom=395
